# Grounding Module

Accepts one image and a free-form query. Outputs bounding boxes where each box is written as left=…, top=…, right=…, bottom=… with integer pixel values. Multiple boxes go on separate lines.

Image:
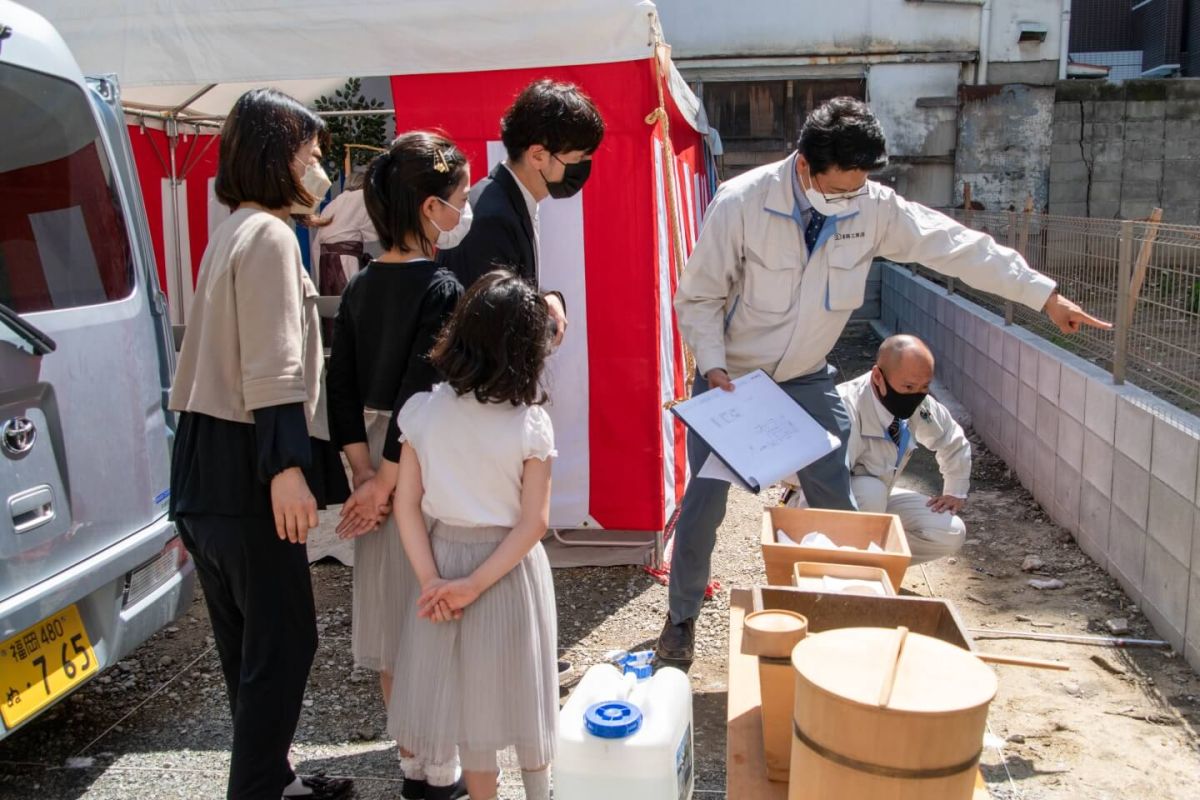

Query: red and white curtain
left=390, top=57, right=708, bottom=533
left=126, top=125, right=224, bottom=323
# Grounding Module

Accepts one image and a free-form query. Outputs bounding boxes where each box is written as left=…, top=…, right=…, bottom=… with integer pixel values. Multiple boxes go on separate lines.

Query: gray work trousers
left=667, top=366, right=857, bottom=624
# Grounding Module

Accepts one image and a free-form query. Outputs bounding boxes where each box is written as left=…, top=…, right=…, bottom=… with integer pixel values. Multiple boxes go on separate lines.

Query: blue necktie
left=805, top=209, right=826, bottom=254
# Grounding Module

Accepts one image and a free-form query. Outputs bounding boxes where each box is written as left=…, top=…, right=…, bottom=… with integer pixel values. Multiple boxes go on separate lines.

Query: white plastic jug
left=555, top=653, right=694, bottom=800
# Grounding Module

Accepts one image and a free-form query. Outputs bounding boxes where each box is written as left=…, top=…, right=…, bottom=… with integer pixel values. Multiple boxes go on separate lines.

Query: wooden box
left=751, top=586, right=974, bottom=650
left=792, top=561, right=896, bottom=596
left=761, top=506, right=911, bottom=592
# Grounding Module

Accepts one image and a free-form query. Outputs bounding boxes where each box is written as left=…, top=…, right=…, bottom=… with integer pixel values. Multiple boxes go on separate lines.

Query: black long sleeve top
left=326, top=258, right=463, bottom=463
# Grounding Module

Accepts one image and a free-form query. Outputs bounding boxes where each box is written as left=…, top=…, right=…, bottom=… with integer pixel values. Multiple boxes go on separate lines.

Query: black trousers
left=177, top=514, right=318, bottom=800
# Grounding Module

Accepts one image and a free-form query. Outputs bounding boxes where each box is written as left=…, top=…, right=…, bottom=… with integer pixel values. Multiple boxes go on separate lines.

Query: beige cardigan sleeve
left=234, top=222, right=310, bottom=411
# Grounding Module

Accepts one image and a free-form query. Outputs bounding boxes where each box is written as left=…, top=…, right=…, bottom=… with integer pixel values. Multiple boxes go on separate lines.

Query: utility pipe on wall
left=977, top=0, right=992, bottom=84
left=1059, top=0, right=1072, bottom=80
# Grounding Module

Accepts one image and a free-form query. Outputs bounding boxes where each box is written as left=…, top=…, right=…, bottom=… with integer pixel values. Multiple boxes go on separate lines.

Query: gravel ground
left=1, top=322, right=1198, bottom=799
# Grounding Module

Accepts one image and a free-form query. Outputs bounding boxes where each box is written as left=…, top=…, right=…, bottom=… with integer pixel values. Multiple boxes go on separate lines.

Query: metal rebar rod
left=969, top=628, right=1169, bottom=648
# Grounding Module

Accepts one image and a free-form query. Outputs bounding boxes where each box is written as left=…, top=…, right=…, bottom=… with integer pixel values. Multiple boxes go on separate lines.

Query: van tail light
left=122, top=536, right=185, bottom=608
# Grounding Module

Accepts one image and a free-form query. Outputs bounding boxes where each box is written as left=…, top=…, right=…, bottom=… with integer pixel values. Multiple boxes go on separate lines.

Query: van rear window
left=0, top=63, right=134, bottom=313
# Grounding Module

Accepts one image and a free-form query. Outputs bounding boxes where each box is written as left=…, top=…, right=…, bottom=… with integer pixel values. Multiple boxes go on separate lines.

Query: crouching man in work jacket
left=786, top=335, right=971, bottom=566
left=658, top=97, right=1110, bottom=662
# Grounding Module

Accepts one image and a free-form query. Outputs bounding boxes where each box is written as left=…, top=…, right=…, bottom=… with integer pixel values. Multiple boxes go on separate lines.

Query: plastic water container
left=555, top=652, right=694, bottom=800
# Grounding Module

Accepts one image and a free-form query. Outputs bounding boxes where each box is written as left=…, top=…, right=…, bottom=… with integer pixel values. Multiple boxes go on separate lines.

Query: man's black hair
left=798, top=97, right=888, bottom=175
left=500, top=79, right=605, bottom=162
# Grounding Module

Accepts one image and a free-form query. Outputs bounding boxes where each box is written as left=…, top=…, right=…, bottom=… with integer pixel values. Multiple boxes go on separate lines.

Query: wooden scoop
left=974, top=652, right=1070, bottom=671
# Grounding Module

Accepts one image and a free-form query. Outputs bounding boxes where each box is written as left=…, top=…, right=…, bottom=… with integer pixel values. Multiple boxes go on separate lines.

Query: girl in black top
left=326, top=132, right=469, bottom=800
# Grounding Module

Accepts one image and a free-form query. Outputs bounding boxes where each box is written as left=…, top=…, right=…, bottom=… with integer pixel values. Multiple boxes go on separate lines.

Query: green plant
left=1189, top=280, right=1200, bottom=314
left=312, top=78, right=390, bottom=182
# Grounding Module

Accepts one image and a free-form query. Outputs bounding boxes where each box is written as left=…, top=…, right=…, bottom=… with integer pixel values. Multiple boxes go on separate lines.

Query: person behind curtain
left=325, top=132, right=469, bottom=799
left=389, top=271, right=559, bottom=800
left=314, top=169, right=377, bottom=337
left=168, top=88, right=351, bottom=800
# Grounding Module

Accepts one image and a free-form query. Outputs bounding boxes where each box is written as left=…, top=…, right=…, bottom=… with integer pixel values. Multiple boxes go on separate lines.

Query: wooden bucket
left=788, top=627, right=996, bottom=800
left=741, top=610, right=809, bottom=782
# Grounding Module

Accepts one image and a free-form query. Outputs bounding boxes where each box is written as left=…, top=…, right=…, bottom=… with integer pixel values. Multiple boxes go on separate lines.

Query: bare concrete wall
left=1048, top=79, right=1200, bottom=225
left=955, top=84, right=1056, bottom=211
left=870, top=62, right=962, bottom=208
left=881, top=263, right=1200, bottom=670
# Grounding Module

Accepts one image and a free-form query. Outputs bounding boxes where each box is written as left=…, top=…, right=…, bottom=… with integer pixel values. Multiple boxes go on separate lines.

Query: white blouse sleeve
left=395, top=391, right=432, bottom=445
left=521, top=405, right=558, bottom=462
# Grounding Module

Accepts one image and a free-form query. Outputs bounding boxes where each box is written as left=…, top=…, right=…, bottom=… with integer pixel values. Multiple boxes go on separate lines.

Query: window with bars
left=700, top=78, right=867, bottom=178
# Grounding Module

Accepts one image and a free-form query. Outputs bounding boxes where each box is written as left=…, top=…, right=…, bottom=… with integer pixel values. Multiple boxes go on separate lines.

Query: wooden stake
left=975, top=652, right=1070, bottom=671
left=1016, top=195, right=1034, bottom=256
left=1125, top=207, right=1164, bottom=332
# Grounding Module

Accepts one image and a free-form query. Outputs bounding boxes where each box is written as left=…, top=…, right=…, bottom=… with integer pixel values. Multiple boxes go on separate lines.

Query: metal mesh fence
left=911, top=208, right=1200, bottom=415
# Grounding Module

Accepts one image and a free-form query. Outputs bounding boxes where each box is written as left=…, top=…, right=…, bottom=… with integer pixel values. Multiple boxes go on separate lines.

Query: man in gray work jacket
left=658, top=97, right=1108, bottom=661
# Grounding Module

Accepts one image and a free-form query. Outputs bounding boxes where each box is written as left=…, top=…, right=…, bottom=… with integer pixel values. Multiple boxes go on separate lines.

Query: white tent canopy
left=26, top=0, right=661, bottom=115
left=19, top=0, right=718, bottom=333
left=25, top=0, right=719, bottom=145
left=114, top=79, right=351, bottom=120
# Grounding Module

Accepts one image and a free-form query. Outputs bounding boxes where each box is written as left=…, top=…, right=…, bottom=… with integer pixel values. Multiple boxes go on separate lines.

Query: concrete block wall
left=880, top=263, right=1200, bottom=669
left=1048, top=79, right=1200, bottom=225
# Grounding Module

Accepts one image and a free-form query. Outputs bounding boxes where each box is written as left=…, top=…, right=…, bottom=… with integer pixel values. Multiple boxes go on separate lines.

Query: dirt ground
left=1, top=322, right=1198, bottom=799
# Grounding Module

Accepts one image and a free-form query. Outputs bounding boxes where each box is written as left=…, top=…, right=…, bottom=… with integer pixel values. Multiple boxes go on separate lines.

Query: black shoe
left=401, top=777, right=427, bottom=799
left=558, top=659, right=571, bottom=673
left=292, top=772, right=353, bottom=799
left=425, top=776, right=469, bottom=800
left=655, top=614, right=695, bottom=662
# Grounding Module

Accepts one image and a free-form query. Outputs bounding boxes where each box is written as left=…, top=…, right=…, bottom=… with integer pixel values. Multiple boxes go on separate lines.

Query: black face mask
left=877, top=374, right=927, bottom=420
left=542, top=156, right=591, bottom=199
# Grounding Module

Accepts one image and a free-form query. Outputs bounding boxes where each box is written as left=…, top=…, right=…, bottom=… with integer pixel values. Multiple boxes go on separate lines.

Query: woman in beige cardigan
left=168, top=88, right=350, bottom=800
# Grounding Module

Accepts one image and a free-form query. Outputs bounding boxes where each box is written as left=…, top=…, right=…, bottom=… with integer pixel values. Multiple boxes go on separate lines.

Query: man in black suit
left=439, top=79, right=605, bottom=342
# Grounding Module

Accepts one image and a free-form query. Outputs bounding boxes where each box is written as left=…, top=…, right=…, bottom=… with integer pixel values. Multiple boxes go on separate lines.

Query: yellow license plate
left=0, top=604, right=97, bottom=729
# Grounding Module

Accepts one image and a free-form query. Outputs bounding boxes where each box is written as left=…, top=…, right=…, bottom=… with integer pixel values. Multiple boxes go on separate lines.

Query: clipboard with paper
left=670, top=369, right=841, bottom=493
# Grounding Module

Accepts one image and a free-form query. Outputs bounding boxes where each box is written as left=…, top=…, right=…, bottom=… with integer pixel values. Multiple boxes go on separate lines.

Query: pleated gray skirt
left=386, top=521, right=558, bottom=772
left=350, top=410, right=412, bottom=672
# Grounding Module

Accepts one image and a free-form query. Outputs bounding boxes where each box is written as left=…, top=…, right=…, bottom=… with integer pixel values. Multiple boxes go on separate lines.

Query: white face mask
left=429, top=197, right=473, bottom=249
left=801, top=168, right=859, bottom=217
left=291, top=161, right=332, bottom=215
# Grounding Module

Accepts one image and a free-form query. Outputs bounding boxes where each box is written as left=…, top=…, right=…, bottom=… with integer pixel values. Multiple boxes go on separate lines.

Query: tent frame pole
left=166, top=117, right=186, bottom=325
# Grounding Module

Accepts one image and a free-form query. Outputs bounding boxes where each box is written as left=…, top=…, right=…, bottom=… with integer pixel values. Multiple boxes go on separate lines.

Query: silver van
left=0, top=1, right=194, bottom=740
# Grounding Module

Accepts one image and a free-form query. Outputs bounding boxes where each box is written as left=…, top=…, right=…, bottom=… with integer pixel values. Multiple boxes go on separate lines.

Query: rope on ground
left=75, top=644, right=216, bottom=757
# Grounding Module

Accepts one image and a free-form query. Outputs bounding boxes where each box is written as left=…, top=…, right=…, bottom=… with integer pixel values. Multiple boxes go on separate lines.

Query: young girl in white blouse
left=388, top=270, right=558, bottom=800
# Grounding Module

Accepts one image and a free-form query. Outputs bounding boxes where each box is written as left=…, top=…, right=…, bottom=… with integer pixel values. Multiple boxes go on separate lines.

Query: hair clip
left=433, top=149, right=450, bottom=173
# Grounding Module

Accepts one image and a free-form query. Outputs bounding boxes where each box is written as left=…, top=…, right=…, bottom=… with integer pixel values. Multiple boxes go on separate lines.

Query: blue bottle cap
left=584, top=700, right=643, bottom=739
left=621, top=650, right=654, bottom=680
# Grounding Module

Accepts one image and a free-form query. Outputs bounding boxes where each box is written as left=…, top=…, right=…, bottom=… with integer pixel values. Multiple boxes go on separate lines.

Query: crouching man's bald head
left=871, top=335, right=934, bottom=419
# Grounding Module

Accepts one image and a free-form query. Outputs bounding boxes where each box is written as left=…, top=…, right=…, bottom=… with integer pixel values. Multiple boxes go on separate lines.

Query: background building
left=657, top=0, right=1069, bottom=207
left=1069, top=0, right=1200, bottom=79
